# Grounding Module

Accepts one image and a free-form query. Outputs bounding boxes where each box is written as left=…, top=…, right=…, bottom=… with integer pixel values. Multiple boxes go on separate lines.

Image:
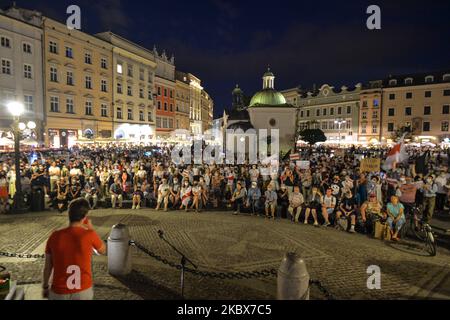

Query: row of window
left=116, top=63, right=153, bottom=84
left=49, top=66, right=110, bottom=92
left=1, top=36, right=33, bottom=54
left=387, top=122, right=449, bottom=133
left=116, top=82, right=153, bottom=100
left=116, top=107, right=153, bottom=122
left=48, top=96, right=154, bottom=122
left=1, top=59, right=34, bottom=78
left=298, top=120, right=352, bottom=131
left=388, top=75, right=450, bottom=86
left=157, top=101, right=174, bottom=112
left=300, top=105, right=352, bottom=118
left=388, top=90, right=450, bottom=100
left=361, top=111, right=378, bottom=119
left=387, top=105, right=449, bottom=116
left=156, top=86, right=174, bottom=98
left=49, top=41, right=108, bottom=69
left=156, top=116, right=174, bottom=129
left=361, top=124, right=379, bottom=134
left=0, top=94, right=34, bottom=111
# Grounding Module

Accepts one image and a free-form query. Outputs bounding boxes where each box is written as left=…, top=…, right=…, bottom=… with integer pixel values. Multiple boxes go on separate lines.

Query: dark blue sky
left=2, top=0, right=450, bottom=117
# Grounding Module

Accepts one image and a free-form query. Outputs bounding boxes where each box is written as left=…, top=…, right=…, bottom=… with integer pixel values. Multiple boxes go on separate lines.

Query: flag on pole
left=290, top=153, right=300, bottom=161
left=382, top=134, right=408, bottom=171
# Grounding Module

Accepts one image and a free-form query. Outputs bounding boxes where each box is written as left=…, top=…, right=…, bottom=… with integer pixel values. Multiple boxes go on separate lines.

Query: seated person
left=304, top=187, right=322, bottom=226
left=288, top=186, right=304, bottom=223
left=109, top=178, right=123, bottom=209
left=56, top=177, right=69, bottom=213
left=84, top=176, right=99, bottom=210
left=180, top=180, right=192, bottom=212
left=321, top=188, right=336, bottom=227
left=132, top=180, right=144, bottom=210
left=360, top=193, right=384, bottom=234
left=277, top=185, right=290, bottom=219
left=156, top=178, right=171, bottom=212
left=246, top=181, right=262, bottom=216
left=386, top=195, right=406, bottom=241
left=170, top=178, right=181, bottom=209
left=68, top=177, right=82, bottom=201
left=264, top=184, right=278, bottom=220
left=336, top=190, right=357, bottom=233
left=231, top=181, right=247, bottom=215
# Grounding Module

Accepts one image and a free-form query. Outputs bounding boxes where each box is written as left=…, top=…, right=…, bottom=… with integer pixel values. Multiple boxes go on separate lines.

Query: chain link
left=0, top=251, right=45, bottom=259
left=132, top=240, right=335, bottom=299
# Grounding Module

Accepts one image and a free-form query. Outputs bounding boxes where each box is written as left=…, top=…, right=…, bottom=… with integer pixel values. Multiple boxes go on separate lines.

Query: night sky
left=2, top=0, right=450, bottom=118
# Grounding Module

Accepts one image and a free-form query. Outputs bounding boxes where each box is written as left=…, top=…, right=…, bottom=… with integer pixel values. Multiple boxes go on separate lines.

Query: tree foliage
left=298, top=128, right=327, bottom=146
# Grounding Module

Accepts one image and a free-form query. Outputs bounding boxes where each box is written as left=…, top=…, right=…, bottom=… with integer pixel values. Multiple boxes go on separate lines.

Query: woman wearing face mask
left=180, top=180, right=192, bottom=212
left=170, top=178, right=181, bottom=208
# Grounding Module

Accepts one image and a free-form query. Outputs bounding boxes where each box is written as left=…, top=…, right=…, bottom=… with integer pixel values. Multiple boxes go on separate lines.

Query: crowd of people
left=0, top=144, right=449, bottom=240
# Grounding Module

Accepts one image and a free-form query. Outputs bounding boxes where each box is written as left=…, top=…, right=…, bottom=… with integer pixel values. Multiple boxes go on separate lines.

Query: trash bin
left=107, top=224, right=132, bottom=276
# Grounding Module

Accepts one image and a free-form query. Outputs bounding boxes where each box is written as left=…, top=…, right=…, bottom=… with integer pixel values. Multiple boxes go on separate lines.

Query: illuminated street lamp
left=7, top=101, right=35, bottom=213
left=334, top=118, right=347, bottom=148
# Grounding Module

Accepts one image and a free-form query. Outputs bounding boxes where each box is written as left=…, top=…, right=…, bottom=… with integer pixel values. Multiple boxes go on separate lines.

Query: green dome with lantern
left=249, top=68, right=288, bottom=107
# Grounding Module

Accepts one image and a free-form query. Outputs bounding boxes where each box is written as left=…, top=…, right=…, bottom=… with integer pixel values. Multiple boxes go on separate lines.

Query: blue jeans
left=387, top=216, right=406, bottom=232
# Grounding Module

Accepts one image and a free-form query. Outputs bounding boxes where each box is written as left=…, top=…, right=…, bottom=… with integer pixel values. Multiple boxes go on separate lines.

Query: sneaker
left=233, top=211, right=238, bottom=215
left=131, top=205, right=136, bottom=210
left=349, top=226, right=356, bottom=233
left=136, top=205, right=140, bottom=210
left=304, top=220, right=308, bottom=225
left=323, top=222, right=331, bottom=227
left=314, top=222, right=319, bottom=227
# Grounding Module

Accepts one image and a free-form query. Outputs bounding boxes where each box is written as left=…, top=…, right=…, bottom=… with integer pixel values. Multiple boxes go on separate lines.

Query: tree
left=298, top=128, right=327, bottom=146
left=390, top=125, right=413, bottom=141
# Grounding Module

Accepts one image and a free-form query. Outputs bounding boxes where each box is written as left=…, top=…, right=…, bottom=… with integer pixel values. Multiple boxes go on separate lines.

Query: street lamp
left=334, top=118, right=347, bottom=149
left=7, top=101, right=35, bottom=214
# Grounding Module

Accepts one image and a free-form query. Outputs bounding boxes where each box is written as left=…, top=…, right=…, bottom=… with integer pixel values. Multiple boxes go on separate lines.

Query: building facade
left=175, top=71, right=192, bottom=132
left=95, top=32, right=157, bottom=142
left=188, top=74, right=203, bottom=137
left=381, top=71, right=450, bottom=144
left=0, top=7, right=44, bottom=141
left=201, top=89, right=213, bottom=133
left=154, top=48, right=176, bottom=138
left=43, top=17, right=114, bottom=148
left=358, top=80, right=383, bottom=144
left=283, top=84, right=362, bottom=144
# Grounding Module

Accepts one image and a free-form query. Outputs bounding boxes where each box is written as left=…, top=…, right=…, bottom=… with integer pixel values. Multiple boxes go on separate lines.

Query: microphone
left=158, top=230, right=164, bottom=239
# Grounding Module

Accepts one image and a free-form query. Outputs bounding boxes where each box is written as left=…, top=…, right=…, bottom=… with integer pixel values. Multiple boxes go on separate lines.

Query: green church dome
left=249, top=89, right=286, bottom=107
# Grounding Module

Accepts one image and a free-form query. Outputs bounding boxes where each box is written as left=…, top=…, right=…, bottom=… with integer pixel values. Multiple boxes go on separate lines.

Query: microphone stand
left=158, top=230, right=197, bottom=299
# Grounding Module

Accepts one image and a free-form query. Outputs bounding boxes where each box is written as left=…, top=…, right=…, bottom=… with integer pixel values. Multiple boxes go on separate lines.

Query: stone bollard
left=107, top=224, right=132, bottom=276
left=277, top=252, right=310, bottom=300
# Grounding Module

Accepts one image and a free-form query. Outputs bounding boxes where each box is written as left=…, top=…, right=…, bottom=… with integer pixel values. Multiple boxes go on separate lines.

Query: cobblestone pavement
left=1, top=209, right=450, bottom=300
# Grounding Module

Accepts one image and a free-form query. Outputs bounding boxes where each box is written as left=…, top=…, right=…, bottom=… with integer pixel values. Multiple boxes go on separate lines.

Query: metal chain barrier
left=131, top=240, right=335, bottom=299
left=0, top=251, right=45, bottom=259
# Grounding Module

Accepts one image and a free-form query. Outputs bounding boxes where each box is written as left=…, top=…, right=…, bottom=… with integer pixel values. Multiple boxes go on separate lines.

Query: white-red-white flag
left=382, top=134, right=408, bottom=171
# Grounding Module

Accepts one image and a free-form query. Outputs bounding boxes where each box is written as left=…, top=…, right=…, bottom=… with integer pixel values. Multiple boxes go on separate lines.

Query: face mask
left=427, top=179, right=432, bottom=184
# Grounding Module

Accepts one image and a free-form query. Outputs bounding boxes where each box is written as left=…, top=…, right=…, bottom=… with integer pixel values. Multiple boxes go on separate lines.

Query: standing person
left=435, top=169, right=449, bottom=213
left=264, top=183, right=277, bottom=220
left=0, top=170, right=8, bottom=213
left=421, top=175, right=438, bottom=222
left=42, top=198, right=106, bottom=300
left=48, top=161, right=61, bottom=193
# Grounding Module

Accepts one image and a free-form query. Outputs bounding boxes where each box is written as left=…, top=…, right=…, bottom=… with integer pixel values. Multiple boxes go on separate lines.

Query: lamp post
left=8, top=101, right=36, bottom=214
left=334, top=118, right=347, bottom=149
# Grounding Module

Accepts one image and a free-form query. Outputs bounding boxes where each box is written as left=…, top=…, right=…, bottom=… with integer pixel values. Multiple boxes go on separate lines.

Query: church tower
left=232, top=84, right=245, bottom=111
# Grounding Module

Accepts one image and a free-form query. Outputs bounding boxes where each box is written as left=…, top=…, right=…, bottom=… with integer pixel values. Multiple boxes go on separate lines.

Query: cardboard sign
left=296, top=161, right=310, bottom=170
left=360, top=158, right=381, bottom=172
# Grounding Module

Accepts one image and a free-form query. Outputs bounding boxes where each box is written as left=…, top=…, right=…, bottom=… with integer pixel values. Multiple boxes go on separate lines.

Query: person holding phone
left=42, top=198, right=106, bottom=300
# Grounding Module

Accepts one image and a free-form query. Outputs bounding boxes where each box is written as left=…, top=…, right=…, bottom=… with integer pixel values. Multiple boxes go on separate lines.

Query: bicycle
left=400, top=204, right=437, bottom=256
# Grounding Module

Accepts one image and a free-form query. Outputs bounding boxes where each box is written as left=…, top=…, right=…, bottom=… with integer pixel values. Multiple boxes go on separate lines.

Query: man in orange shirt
left=42, top=198, right=106, bottom=300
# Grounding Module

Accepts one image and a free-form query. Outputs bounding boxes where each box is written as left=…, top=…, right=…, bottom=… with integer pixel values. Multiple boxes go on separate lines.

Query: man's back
left=45, top=226, right=103, bottom=295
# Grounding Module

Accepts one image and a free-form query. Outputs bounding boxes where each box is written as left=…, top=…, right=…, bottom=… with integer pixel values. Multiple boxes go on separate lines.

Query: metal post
left=12, top=118, right=25, bottom=214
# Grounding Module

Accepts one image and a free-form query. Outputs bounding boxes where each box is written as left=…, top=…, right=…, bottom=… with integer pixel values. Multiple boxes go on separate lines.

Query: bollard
left=277, top=252, right=310, bottom=300
left=107, top=224, right=132, bottom=276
